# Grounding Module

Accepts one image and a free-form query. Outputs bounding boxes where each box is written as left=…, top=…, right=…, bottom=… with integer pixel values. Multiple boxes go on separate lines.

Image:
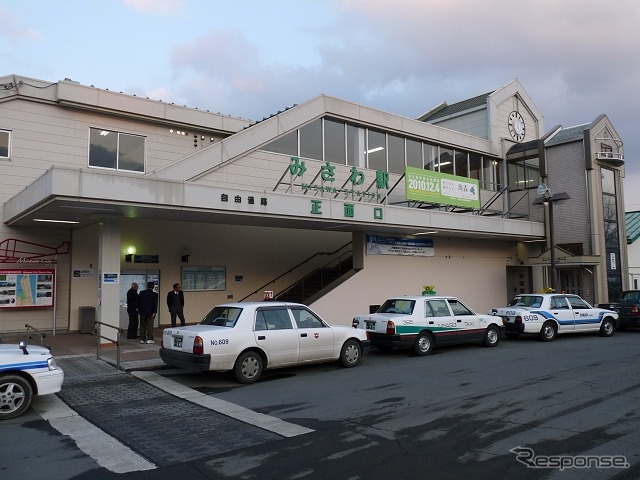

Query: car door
left=254, top=307, right=299, bottom=366
left=290, top=306, right=335, bottom=362
left=425, top=299, right=457, bottom=345
left=447, top=298, right=481, bottom=342
left=549, top=295, right=575, bottom=332
left=566, top=296, right=600, bottom=332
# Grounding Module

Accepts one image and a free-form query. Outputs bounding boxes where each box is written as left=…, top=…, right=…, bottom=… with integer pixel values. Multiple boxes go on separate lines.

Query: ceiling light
left=366, top=147, right=384, bottom=154
left=413, top=231, right=438, bottom=235
left=33, top=219, right=80, bottom=224
left=100, top=131, right=110, bottom=136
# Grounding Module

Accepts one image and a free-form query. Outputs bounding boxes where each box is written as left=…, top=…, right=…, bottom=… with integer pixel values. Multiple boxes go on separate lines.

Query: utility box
left=78, top=306, right=96, bottom=334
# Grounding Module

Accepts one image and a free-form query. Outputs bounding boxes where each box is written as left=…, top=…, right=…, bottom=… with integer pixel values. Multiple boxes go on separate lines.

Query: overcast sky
left=2, top=0, right=639, bottom=209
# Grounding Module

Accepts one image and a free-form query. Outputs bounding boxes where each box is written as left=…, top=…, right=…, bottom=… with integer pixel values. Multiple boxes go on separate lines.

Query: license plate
left=366, top=321, right=376, bottom=330
left=173, top=336, right=183, bottom=348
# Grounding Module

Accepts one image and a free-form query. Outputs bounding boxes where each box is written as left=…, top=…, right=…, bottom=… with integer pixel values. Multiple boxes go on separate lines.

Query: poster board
left=182, top=266, right=226, bottom=291
left=0, top=268, right=55, bottom=308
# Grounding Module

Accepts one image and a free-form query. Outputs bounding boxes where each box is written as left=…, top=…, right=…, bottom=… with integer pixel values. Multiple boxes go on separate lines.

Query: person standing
left=126, top=282, right=140, bottom=339
left=138, top=281, right=158, bottom=344
left=166, top=283, right=186, bottom=327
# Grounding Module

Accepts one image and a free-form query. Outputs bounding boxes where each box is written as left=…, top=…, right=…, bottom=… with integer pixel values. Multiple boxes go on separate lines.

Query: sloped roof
left=626, top=211, right=640, bottom=244
left=419, top=91, right=494, bottom=122
left=545, top=123, right=589, bottom=147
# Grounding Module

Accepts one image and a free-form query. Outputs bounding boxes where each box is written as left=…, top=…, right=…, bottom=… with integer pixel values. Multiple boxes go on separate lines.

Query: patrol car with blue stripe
left=491, top=293, right=618, bottom=342
left=0, top=340, right=64, bottom=420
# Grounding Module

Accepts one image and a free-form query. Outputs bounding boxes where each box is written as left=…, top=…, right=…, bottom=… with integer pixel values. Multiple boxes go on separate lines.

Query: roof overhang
left=4, top=167, right=545, bottom=242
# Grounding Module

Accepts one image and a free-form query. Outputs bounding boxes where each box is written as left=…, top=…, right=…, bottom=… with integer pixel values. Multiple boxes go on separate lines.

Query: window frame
left=88, top=127, right=146, bottom=173
left=0, top=129, right=10, bottom=160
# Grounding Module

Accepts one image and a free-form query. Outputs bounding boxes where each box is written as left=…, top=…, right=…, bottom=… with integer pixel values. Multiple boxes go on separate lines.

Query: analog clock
left=508, top=111, right=526, bottom=142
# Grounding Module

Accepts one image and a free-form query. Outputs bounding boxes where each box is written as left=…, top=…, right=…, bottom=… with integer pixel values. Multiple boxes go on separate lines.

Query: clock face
left=508, top=111, right=526, bottom=142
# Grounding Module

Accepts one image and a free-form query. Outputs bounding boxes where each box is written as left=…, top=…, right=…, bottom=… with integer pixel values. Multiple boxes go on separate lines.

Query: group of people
left=126, top=282, right=187, bottom=343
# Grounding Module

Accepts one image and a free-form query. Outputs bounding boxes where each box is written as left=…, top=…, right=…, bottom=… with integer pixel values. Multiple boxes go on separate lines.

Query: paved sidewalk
left=2, top=327, right=168, bottom=371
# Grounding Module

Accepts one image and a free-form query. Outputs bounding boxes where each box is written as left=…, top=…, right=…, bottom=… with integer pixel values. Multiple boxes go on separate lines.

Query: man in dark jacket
left=126, top=282, right=139, bottom=339
left=138, top=281, right=158, bottom=344
left=166, top=283, right=186, bottom=327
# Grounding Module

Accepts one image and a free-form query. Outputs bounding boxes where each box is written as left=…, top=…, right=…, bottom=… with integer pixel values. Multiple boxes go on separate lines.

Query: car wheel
left=0, top=374, right=33, bottom=420
left=505, top=332, right=520, bottom=339
left=539, top=321, right=557, bottom=342
left=414, top=332, right=433, bottom=356
left=483, top=325, right=500, bottom=347
left=599, top=318, right=615, bottom=337
left=233, top=351, right=263, bottom=384
left=340, top=339, right=362, bottom=367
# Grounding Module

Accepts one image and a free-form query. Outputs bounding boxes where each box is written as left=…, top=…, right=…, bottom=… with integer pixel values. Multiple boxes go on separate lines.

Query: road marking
left=32, top=395, right=156, bottom=473
left=132, top=371, right=315, bottom=438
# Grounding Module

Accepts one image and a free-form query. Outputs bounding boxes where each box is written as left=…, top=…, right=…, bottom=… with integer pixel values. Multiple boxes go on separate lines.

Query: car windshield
left=200, top=306, right=243, bottom=327
left=507, top=295, right=542, bottom=308
left=378, top=299, right=415, bottom=314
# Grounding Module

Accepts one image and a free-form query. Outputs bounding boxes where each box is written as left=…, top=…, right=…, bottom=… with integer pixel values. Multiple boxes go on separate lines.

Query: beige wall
left=311, top=235, right=513, bottom=325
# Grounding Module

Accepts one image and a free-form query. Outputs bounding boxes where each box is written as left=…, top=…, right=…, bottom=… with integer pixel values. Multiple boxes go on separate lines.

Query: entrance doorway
left=506, top=266, right=532, bottom=302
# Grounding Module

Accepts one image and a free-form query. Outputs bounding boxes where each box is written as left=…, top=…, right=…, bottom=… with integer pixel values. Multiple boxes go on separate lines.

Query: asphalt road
left=2, top=330, right=640, bottom=480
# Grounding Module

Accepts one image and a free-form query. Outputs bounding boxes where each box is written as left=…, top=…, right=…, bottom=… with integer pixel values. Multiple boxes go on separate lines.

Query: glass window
left=566, top=296, right=590, bottom=309
left=524, top=158, right=540, bottom=188
left=438, top=147, right=454, bottom=175
left=406, top=139, right=422, bottom=168
left=300, top=119, right=323, bottom=161
left=550, top=297, right=569, bottom=309
left=424, top=144, right=437, bottom=170
left=0, top=130, right=9, bottom=158
left=454, top=150, right=468, bottom=177
left=387, top=134, right=405, bottom=174
left=290, top=306, right=326, bottom=328
left=324, top=119, right=346, bottom=164
left=347, top=124, right=365, bottom=167
left=264, top=131, right=298, bottom=156
left=118, top=133, right=145, bottom=172
left=200, top=307, right=243, bottom=327
left=469, top=152, right=482, bottom=183
left=257, top=308, right=293, bottom=330
left=378, top=299, right=415, bottom=314
left=367, top=129, right=386, bottom=171
left=427, top=299, right=450, bottom=317
left=601, top=168, right=615, bottom=195
left=603, top=195, right=617, bottom=221
left=89, top=128, right=145, bottom=172
left=448, top=299, right=473, bottom=315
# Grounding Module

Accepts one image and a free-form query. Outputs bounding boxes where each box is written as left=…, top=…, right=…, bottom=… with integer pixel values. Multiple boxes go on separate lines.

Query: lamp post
left=533, top=184, right=571, bottom=292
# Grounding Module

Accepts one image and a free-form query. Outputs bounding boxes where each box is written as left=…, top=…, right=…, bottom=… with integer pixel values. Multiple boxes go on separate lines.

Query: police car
left=0, top=340, right=64, bottom=420
left=352, top=295, right=504, bottom=355
left=491, top=293, right=618, bottom=341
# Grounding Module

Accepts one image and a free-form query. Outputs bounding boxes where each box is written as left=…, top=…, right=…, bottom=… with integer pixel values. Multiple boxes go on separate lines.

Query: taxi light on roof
left=194, top=336, right=204, bottom=355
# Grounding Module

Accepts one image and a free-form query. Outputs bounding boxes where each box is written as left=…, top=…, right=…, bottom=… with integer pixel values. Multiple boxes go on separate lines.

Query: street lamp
left=533, top=184, right=571, bottom=292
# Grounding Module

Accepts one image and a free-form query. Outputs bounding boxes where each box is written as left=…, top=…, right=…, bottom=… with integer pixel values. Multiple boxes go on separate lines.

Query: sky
left=2, top=0, right=639, bottom=209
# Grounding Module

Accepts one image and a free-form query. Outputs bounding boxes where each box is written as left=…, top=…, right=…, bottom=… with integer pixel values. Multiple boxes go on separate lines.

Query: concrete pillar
left=97, top=216, right=122, bottom=342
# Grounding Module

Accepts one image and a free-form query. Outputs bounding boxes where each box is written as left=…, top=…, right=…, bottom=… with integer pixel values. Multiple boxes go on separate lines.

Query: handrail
left=240, top=242, right=352, bottom=301
left=24, top=323, right=47, bottom=347
left=276, top=250, right=353, bottom=301
left=95, top=321, right=126, bottom=370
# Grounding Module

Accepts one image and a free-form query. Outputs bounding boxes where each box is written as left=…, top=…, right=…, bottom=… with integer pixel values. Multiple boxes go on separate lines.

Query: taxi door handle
left=428, top=321, right=434, bottom=325
left=300, top=333, right=308, bottom=337
left=258, top=335, right=265, bottom=340
left=457, top=319, right=462, bottom=322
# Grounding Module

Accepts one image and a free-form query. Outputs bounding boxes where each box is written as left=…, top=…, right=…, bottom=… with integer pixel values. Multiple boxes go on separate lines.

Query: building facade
left=0, top=75, right=626, bottom=337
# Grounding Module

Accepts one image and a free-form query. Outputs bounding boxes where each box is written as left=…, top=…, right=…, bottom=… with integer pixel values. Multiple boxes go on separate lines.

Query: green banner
left=405, top=166, right=480, bottom=208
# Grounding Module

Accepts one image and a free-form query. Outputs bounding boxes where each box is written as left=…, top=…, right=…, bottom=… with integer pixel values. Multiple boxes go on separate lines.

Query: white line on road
left=132, top=370, right=315, bottom=438
left=32, top=395, right=156, bottom=473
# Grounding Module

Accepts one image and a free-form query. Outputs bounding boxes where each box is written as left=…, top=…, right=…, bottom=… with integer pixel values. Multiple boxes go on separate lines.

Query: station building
left=0, top=75, right=627, bottom=337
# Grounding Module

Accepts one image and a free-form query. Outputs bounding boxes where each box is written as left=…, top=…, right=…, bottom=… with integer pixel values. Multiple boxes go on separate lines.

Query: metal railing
left=24, top=323, right=47, bottom=347
left=95, top=321, right=126, bottom=370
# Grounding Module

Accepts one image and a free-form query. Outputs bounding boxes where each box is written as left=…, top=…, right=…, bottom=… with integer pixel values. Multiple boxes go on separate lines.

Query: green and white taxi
left=352, top=295, right=504, bottom=355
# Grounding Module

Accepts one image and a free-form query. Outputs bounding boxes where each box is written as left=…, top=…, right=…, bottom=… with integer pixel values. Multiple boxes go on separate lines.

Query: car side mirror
left=19, top=340, right=28, bottom=355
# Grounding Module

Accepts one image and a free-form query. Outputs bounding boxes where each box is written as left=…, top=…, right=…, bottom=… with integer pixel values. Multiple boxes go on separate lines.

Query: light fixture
left=413, top=231, right=438, bottom=236
left=433, top=161, right=451, bottom=168
left=366, top=147, right=385, bottom=154
left=100, top=131, right=110, bottom=136
left=33, top=219, right=79, bottom=224
left=125, top=245, right=137, bottom=263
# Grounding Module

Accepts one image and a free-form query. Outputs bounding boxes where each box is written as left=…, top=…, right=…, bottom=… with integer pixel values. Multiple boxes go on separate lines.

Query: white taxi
left=159, top=302, right=369, bottom=384
left=491, top=293, right=618, bottom=341
left=352, top=295, right=504, bottom=355
left=0, top=341, right=64, bottom=420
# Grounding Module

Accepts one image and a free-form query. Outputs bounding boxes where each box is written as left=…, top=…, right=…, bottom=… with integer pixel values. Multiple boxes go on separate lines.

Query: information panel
left=0, top=268, right=55, bottom=308
left=181, top=266, right=226, bottom=291
left=405, top=166, right=480, bottom=209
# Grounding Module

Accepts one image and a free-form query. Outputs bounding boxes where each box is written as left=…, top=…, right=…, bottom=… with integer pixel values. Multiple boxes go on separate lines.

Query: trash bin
left=79, top=306, right=96, bottom=334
